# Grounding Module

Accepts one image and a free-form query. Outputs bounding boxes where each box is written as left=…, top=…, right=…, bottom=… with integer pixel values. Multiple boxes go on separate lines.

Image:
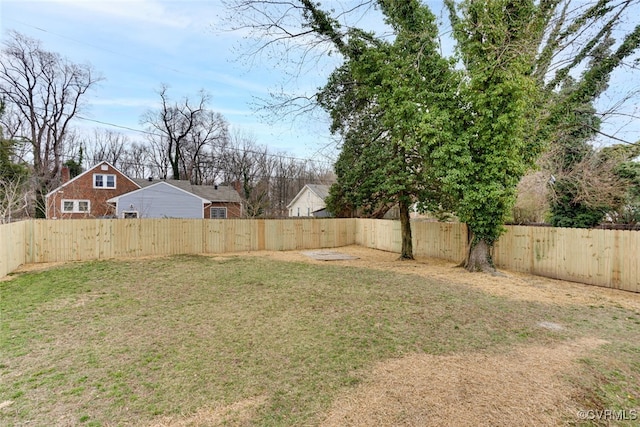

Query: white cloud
left=90, top=97, right=157, bottom=108
left=40, top=0, right=193, bottom=29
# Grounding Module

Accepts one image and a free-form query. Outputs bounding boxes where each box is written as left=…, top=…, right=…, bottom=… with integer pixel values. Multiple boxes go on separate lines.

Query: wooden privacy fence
left=22, top=218, right=356, bottom=263
left=357, top=220, right=639, bottom=292
left=493, top=225, right=640, bottom=292
left=355, top=219, right=468, bottom=262
left=1, top=219, right=639, bottom=292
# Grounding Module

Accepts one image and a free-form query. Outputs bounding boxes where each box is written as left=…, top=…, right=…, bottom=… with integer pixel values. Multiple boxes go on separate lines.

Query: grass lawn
left=1, top=253, right=639, bottom=426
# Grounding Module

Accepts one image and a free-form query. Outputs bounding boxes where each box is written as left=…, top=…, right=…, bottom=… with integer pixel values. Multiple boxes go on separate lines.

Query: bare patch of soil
left=321, top=338, right=607, bottom=426
left=1, top=262, right=67, bottom=281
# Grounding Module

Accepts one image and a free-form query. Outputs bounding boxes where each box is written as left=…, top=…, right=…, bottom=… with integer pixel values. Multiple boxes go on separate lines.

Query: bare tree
left=85, top=129, right=129, bottom=167
left=220, top=131, right=273, bottom=217
left=141, top=85, right=229, bottom=183
left=546, top=142, right=640, bottom=218
left=0, top=176, right=31, bottom=223
left=119, top=142, right=154, bottom=180
left=0, top=31, right=102, bottom=216
left=270, top=155, right=302, bottom=217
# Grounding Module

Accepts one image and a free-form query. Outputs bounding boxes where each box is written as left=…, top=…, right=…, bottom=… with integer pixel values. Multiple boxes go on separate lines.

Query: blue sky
left=1, top=0, right=345, bottom=160
left=1, top=0, right=638, bottom=163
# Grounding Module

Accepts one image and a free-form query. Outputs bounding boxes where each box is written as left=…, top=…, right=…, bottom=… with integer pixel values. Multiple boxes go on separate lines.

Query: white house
left=287, top=184, right=331, bottom=217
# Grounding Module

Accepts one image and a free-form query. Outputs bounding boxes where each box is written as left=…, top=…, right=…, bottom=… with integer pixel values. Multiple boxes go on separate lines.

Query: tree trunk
left=399, top=199, right=414, bottom=260
left=464, top=230, right=495, bottom=273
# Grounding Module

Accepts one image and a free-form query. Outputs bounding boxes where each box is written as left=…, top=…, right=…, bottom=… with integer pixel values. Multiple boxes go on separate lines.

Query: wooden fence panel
left=619, top=231, right=640, bottom=292
left=356, top=219, right=467, bottom=263
left=355, top=219, right=402, bottom=253
left=0, top=221, right=26, bottom=278
left=412, top=222, right=467, bottom=262
left=494, top=226, right=640, bottom=292
left=493, top=226, right=532, bottom=273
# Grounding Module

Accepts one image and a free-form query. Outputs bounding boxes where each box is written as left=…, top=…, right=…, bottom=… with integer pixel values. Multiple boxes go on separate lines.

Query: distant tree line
left=0, top=30, right=333, bottom=221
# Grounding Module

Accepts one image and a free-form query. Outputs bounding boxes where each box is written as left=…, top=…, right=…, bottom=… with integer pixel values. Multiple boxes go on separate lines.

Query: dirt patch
left=321, top=338, right=606, bottom=427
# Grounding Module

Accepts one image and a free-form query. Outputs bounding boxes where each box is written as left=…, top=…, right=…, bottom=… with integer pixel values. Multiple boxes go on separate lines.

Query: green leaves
left=321, top=1, right=454, bottom=221
left=430, top=0, right=545, bottom=244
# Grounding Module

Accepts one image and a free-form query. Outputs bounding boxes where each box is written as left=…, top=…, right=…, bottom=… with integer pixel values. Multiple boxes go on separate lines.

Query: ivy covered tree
left=434, top=0, right=640, bottom=269
left=416, top=0, right=547, bottom=271
left=535, top=0, right=640, bottom=228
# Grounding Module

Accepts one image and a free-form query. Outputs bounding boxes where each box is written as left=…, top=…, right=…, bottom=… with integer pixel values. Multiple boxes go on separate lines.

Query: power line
left=4, top=19, right=336, bottom=165
left=74, top=114, right=335, bottom=165
left=5, top=18, right=189, bottom=77
left=7, top=99, right=334, bottom=166
left=76, top=116, right=156, bottom=136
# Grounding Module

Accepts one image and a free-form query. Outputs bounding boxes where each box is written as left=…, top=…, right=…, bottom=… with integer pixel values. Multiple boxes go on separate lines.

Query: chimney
left=61, top=166, right=70, bottom=184
left=232, top=180, right=242, bottom=194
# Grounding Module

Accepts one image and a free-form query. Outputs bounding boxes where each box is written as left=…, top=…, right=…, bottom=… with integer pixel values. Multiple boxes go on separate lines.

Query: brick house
left=46, top=162, right=243, bottom=219
left=45, top=161, right=139, bottom=219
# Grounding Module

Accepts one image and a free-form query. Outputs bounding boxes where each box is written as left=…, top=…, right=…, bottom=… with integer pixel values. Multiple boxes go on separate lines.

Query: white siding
left=288, top=187, right=326, bottom=217
left=115, top=182, right=204, bottom=218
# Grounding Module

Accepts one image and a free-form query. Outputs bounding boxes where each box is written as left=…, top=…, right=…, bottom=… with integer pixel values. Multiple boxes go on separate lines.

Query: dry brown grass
left=321, top=338, right=606, bottom=426
left=149, top=396, right=268, bottom=427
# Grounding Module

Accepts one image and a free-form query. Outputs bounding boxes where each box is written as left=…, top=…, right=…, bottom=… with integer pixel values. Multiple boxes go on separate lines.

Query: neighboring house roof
left=312, top=207, right=333, bottom=218
left=286, top=184, right=331, bottom=209
left=45, top=161, right=140, bottom=198
left=131, top=178, right=242, bottom=203
left=306, top=184, right=330, bottom=200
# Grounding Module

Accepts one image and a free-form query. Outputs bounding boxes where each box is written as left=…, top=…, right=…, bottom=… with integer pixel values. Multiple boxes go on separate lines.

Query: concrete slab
left=301, top=250, right=360, bottom=261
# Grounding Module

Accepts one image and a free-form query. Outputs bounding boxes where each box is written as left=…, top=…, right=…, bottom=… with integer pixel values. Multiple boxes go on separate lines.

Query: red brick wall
left=46, top=163, right=140, bottom=219
left=205, top=202, right=242, bottom=219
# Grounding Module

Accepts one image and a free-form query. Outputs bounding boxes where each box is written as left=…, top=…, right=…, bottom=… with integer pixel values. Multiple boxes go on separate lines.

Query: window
left=210, top=207, right=227, bottom=219
left=62, top=199, right=91, bottom=213
left=122, top=211, right=138, bottom=219
left=94, top=174, right=116, bottom=188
